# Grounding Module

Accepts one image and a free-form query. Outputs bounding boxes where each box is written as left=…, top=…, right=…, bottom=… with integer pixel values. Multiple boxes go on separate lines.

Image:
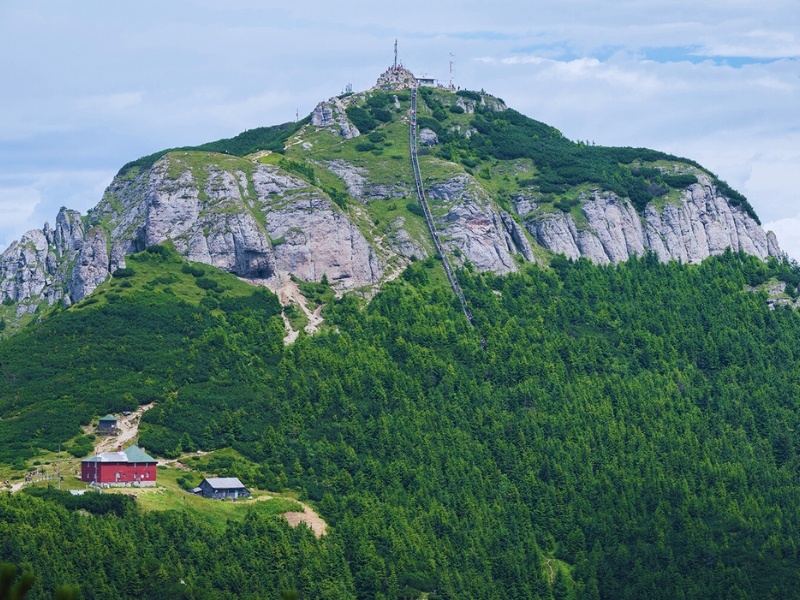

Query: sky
left=1, top=1, right=798, bottom=257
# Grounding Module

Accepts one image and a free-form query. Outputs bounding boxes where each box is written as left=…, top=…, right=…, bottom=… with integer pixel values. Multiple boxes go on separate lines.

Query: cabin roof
left=81, top=445, right=156, bottom=464
left=202, top=477, right=246, bottom=490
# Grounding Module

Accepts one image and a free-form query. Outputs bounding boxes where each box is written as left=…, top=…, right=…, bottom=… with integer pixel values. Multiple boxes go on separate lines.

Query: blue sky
left=1, top=1, right=799, bottom=256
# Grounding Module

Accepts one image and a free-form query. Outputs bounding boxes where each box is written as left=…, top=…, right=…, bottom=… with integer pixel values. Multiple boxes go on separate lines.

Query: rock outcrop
left=68, top=227, right=109, bottom=300
left=0, top=207, right=101, bottom=309
left=324, top=159, right=410, bottom=202
left=419, top=128, right=438, bottom=146
left=95, top=156, right=381, bottom=288
left=311, top=98, right=359, bottom=140
left=524, top=175, right=781, bottom=265
left=0, top=85, right=782, bottom=315
left=427, top=173, right=533, bottom=273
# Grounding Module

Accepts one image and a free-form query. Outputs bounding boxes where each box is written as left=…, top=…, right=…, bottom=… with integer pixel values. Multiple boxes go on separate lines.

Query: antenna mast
left=449, top=54, right=455, bottom=89
left=394, top=39, right=398, bottom=69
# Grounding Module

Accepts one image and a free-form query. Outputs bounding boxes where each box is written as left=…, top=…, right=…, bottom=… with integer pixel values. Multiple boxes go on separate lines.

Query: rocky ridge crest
left=0, top=80, right=783, bottom=318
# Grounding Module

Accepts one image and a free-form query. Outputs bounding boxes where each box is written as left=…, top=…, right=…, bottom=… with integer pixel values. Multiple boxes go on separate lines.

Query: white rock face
left=525, top=176, right=781, bottom=264
left=68, top=227, right=109, bottom=300
left=426, top=173, right=532, bottom=273
left=642, top=175, right=777, bottom=263
left=310, top=102, right=335, bottom=127
left=90, top=158, right=380, bottom=289
left=0, top=230, right=49, bottom=302
left=311, top=98, right=360, bottom=139
left=387, top=216, right=428, bottom=260
left=110, top=242, right=127, bottom=272
left=455, top=97, right=476, bottom=113
left=264, top=195, right=382, bottom=288
left=0, top=207, right=94, bottom=307
left=0, top=138, right=783, bottom=313
left=144, top=165, right=200, bottom=247
left=419, top=128, right=438, bottom=146
left=324, top=159, right=410, bottom=202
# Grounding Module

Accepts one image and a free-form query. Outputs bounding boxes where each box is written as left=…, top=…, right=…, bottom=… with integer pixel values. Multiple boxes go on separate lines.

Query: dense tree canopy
left=2, top=249, right=800, bottom=598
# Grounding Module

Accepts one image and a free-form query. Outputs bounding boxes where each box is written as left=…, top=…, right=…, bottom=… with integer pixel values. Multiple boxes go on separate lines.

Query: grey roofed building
left=197, top=477, right=251, bottom=500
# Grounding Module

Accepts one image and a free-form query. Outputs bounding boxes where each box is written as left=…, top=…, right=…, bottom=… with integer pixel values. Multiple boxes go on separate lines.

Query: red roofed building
left=81, top=445, right=157, bottom=487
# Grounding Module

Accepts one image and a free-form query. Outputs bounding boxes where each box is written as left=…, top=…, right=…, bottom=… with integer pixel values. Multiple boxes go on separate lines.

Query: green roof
left=81, top=445, right=156, bottom=463
left=124, top=445, right=156, bottom=463
left=98, top=415, right=117, bottom=422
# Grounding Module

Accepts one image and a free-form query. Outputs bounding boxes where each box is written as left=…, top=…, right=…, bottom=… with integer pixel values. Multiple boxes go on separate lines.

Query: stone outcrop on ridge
left=524, top=174, right=781, bottom=265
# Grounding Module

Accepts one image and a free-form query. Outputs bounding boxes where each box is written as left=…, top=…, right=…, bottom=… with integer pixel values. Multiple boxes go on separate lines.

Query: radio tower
left=394, top=39, right=398, bottom=70
left=449, top=53, right=455, bottom=89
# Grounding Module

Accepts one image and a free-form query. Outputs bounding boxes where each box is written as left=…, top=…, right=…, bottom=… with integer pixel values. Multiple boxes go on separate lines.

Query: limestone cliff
left=0, top=80, right=784, bottom=315
left=523, top=174, right=781, bottom=265
left=426, top=172, right=533, bottom=273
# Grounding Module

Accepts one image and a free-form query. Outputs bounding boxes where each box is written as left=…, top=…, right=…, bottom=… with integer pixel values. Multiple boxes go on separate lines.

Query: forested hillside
left=2, top=247, right=800, bottom=599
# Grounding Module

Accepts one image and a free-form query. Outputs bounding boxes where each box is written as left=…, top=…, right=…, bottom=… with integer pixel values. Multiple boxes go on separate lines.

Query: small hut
left=96, top=415, right=118, bottom=435
left=195, top=477, right=251, bottom=500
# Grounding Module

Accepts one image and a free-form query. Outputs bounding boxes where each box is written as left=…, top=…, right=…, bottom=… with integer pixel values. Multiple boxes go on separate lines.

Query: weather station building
left=416, top=75, right=437, bottom=87
left=81, top=445, right=157, bottom=487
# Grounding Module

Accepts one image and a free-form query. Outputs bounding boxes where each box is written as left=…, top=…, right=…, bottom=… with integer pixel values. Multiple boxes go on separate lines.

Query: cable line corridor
left=409, top=88, right=474, bottom=328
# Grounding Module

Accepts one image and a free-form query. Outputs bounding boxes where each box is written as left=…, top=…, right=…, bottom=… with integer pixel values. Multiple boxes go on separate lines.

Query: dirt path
left=273, top=276, right=325, bottom=343
left=95, top=403, right=155, bottom=454
left=282, top=502, right=328, bottom=537
left=242, top=494, right=327, bottom=536
left=282, top=313, right=299, bottom=345
left=157, top=450, right=208, bottom=468
left=545, top=558, right=555, bottom=585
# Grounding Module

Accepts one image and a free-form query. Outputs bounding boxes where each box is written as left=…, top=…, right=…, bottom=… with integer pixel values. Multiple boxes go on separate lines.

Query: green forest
left=2, top=245, right=800, bottom=598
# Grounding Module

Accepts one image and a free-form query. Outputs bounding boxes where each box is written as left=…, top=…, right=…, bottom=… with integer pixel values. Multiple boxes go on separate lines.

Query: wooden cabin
left=193, top=477, right=250, bottom=500
left=96, top=414, right=118, bottom=435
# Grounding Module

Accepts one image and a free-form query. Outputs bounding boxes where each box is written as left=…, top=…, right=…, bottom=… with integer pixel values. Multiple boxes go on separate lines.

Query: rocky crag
left=520, top=173, right=780, bottom=265
left=0, top=72, right=782, bottom=318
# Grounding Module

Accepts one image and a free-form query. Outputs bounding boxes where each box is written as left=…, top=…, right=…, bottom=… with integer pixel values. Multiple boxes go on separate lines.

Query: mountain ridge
left=0, top=70, right=782, bottom=329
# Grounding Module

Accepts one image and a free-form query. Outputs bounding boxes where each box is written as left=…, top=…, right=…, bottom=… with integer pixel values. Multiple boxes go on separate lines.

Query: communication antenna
left=394, top=39, right=398, bottom=69
left=449, top=54, right=455, bottom=89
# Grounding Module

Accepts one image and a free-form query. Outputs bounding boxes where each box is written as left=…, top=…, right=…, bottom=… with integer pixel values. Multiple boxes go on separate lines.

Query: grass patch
left=105, top=462, right=303, bottom=529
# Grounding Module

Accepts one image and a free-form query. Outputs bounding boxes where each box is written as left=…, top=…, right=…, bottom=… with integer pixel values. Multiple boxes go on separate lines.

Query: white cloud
left=763, top=216, right=800, bottom=262
left=0, top=186, right=40, bottom=227
left=76, top=92, right=143, bottom=113
left=0, top=170, right=114, bottom=252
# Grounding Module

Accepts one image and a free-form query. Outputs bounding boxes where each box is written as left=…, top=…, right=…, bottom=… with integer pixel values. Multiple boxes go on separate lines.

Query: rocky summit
left=0, top=70, right=781, bottom=316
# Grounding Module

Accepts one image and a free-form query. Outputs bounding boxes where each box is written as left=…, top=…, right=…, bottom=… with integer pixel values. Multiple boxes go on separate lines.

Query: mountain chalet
left=81, top=445, right=157, bottom=487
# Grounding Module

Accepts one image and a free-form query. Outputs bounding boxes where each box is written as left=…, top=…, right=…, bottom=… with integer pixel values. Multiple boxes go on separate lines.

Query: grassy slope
left=0, top=246, right=284, bottom=473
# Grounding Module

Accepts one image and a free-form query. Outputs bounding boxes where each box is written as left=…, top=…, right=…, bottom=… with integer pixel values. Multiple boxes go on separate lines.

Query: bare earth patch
left=95, top=403, right=155, bottom=454
left=283, top=504, right=328, bottom=537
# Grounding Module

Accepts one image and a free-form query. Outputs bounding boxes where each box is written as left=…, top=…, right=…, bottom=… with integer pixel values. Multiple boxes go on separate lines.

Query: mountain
left=0, top=69, right=781, bottom=334
left=3, top=69, right=800, bottom=600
